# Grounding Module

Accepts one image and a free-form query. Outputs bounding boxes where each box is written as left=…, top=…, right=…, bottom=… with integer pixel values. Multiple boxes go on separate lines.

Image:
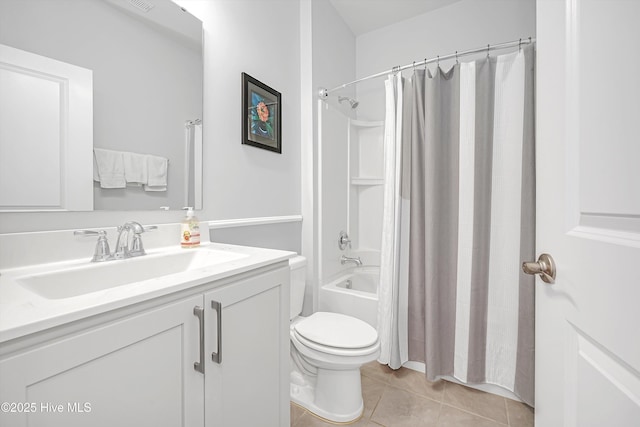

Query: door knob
left=522, top=253, right=556, bottom=284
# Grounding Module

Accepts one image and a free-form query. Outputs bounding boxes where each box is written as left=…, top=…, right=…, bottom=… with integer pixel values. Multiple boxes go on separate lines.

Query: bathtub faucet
left=340, top=255, right=362, bottom=267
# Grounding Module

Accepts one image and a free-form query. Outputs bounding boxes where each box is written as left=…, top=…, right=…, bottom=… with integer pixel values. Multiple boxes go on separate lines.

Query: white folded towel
left=93, top=148, right=126, bottom=188
left=123, top=151, right=147, bottom=184
left=144, top=154, right=168, bottom=192
left=143, top=185, right=167, bottom=192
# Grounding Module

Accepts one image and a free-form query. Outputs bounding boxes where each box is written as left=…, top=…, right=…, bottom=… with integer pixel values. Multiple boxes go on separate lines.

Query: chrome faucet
left=75, top=222, right=157, bottom=262
left=114, top=221, right=156, bottom=259
left=340, top=255, right=362, bottom=267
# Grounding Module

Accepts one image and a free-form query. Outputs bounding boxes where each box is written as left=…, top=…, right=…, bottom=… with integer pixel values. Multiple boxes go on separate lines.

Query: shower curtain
left=409, top=45, right=535, bottom=406
left=380, top=44, right=535, bottom=405
left=377, top=74, right=410, bottom=369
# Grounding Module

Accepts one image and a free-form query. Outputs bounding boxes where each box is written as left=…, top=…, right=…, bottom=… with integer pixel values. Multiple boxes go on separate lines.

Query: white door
left=0, top=44, right=93, bottom=211
left=535, top=1, right=640, bottom=426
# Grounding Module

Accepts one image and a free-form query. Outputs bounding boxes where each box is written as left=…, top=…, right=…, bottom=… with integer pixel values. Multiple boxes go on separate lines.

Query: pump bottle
left=181, top=207, right=200, bottom=248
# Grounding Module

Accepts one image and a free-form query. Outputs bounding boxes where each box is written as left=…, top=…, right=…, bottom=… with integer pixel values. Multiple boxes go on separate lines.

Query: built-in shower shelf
left=351, top=177, right=384, bottom=186
left=350, top=119, right=384, bottom=128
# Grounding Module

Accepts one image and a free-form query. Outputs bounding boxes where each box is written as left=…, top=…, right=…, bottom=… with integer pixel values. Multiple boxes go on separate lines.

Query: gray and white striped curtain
left=407, top=45, right=535, bottom=406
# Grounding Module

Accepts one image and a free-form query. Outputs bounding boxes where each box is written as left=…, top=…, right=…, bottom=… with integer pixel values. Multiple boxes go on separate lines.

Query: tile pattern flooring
left=290, top=362, right=534, bottom=427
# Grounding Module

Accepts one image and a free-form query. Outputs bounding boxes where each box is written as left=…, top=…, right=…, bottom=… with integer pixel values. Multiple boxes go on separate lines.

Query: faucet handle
left=74, top=230, right=112, bottom=262
left=338, top=231, right=351, bottom=250
left=129, top=234, right=146, bottom=257
left=93, top=231, right=112, bottom=262
left=128, top=225, right=156, bottom=257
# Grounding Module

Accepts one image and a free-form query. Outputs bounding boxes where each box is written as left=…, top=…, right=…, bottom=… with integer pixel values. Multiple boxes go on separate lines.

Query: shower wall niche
left=347, top=119, right=384, bottom=266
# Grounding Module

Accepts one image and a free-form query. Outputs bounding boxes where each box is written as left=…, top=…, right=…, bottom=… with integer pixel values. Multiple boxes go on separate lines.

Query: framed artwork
left=241, top=72, right=281, bottom=153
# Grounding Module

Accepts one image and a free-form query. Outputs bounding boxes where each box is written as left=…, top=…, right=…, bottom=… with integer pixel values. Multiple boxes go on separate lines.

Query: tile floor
left=290, top=362, right=534, bottom=427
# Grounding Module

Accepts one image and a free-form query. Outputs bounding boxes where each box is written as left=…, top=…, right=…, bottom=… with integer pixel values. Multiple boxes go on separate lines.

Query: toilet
left=289, top=256, right=380, bottom=423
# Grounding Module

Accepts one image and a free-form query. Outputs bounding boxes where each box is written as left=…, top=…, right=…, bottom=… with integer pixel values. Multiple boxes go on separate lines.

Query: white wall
left=343, top=0, right=536, bottom=261
left=307, top=0, right=537, bottom=284
left=0, top=0, right=303, bottom=252
left=356, top=0, right=536, bottom=121
left=299, top=0, right=356, bottom=313
left=310, top=0, right=357, bottom=283
left=0, top=0, right=535, bottom=256
left=0, top=0, right=202, bottom=211
left=197, top=0, right=301, bottom=221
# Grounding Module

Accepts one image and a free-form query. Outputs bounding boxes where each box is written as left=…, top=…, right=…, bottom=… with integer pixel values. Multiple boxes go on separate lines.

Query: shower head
left=338, top=96, right=359, bottom=109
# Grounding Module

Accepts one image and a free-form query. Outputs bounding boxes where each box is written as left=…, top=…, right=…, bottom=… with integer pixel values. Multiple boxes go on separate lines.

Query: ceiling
left=328, top=0, right=463, bottom=36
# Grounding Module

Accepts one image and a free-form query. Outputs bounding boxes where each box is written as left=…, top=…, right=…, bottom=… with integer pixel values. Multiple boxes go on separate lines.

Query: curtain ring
left=455, top=51, right=458, bottom=64
left=437, top=55, right=440, bottom=67
left=413, top=61, right=416, bottom=72
left=519, top=38, right=522, bottom=52
left=424, top=58, right=427, bottom=70
left=487, top=44, right=490, bottom=58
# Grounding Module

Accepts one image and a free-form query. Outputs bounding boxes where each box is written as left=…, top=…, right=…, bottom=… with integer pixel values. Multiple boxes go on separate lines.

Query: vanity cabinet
left=0, top=264, right=290, bottom=427
left=0, top=295, right=204, bottom=427
left=204, top=266, right=290, bottom=427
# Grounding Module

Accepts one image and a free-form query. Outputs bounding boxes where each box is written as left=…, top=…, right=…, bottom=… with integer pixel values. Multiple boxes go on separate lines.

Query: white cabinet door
left=0, top=295, right=204, bottom=427
left=204, top=267, right=290, bottom=427
left=536, top=0, right=640, bottom=425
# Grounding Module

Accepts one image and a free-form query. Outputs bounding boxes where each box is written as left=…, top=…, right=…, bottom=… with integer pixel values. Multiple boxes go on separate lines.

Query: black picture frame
left=241, top=73, right=282, bottom=153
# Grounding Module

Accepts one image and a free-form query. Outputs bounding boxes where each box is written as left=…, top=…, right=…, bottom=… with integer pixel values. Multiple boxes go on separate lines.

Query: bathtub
left=318, top=267, right=379, bottom=328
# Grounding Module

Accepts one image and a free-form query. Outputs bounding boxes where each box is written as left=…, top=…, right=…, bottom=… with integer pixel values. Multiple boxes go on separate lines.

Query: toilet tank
left=289, top=256, right=306, bottom=320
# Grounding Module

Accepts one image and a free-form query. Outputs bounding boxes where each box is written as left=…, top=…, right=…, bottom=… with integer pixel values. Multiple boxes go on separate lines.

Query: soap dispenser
left=181, top=207, right=200, bottom=248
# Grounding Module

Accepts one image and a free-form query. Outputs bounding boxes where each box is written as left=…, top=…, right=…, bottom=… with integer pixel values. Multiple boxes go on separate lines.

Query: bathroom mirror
left=0, top=0, right=203, bottom=211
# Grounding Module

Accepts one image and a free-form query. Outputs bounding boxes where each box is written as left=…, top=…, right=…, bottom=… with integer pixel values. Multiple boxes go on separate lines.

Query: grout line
left=367, top=384, right=385, bottom=421
left=505, top=397, right=511, bottom=426
left=441, top=403, right=509, bottom=426
left=360, top=369, right=394, bottom=385
left=382, top=377, right=444, bottom=405
left=362, top=365, right=511, bottom=425
left=441, top=380, right=510, bottom=425
left=435, top=402, right=443, bottom=426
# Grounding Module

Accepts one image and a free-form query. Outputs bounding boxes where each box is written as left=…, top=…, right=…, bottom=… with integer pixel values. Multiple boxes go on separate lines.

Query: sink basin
left=17, top=248, right=248, bottom=300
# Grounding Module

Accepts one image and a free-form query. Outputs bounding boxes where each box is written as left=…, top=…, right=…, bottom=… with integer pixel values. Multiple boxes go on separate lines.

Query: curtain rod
left=320, top=37, right=535, bottom=97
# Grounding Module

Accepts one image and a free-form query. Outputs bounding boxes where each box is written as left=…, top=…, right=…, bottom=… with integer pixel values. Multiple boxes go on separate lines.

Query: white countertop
left=0, top=242, right=294, bottom=344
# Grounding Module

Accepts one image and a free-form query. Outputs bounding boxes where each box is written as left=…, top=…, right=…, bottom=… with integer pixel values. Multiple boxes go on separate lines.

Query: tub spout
left=340, top=255, right=362, bottom=266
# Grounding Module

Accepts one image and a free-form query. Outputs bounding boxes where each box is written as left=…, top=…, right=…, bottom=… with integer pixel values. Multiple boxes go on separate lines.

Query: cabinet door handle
left=211, top=300, right=222, bottom=364
left=193, top=306, right=205, bottom=374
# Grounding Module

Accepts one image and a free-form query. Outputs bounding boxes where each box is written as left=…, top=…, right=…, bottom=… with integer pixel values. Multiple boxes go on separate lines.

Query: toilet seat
left=292, top=330, right=379, bottom=357
left=293, top=312, right=379, bottom=357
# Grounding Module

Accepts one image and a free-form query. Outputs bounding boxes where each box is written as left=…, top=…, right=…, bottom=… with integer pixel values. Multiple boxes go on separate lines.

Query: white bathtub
left=318, top=267, right=379, bottom=328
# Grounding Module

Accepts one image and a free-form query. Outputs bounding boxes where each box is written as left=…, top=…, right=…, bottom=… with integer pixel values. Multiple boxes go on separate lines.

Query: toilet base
left=290, top=366, right=364, bottom=423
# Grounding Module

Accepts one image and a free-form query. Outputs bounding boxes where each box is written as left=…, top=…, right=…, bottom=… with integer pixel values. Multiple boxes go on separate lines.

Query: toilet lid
left=293, top=312, right=378, bottom=349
